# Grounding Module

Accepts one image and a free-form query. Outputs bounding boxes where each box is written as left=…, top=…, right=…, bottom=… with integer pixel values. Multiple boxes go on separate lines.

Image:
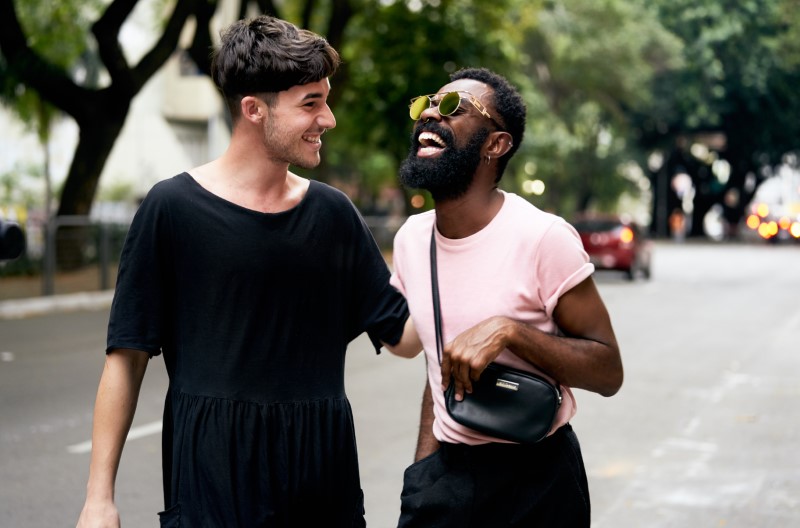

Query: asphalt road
left=1, top=241, right=798, bottom=527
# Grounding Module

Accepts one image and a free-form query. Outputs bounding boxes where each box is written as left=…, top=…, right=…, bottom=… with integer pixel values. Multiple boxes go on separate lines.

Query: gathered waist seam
left=169, top=388, right=349, bottom=407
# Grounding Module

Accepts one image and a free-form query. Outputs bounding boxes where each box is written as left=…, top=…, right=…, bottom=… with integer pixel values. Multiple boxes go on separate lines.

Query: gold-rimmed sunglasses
left=408, top=91, right=503, bottom=129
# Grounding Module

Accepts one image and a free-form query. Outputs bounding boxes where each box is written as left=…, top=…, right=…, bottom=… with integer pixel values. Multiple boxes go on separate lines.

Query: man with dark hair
left=76, top=16, right=418, bottom=528
left=389, top=67, right=623, bottom=527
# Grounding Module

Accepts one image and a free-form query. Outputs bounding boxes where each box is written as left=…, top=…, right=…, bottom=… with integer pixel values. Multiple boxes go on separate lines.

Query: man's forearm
left=83, top=350, right=148, bottom=501
left=441, top=277, right=623, bottom=399
left=382, top=317, right=422, bottom=358
left=503, top=320, right=621, bottom=395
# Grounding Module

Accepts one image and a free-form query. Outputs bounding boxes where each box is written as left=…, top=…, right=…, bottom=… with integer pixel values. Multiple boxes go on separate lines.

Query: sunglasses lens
left=409, top=96, right=429, bottom=120
left=438, top=92, right=461, bottom=116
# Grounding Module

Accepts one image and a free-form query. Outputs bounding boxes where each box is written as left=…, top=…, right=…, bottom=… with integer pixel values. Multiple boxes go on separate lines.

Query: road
left=1, top=241, right=798, bottom=527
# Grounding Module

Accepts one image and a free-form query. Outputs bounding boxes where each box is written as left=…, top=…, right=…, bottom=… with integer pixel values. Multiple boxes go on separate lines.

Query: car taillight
left=758, top=221, right=779, bottom=239
left=619, top=226, right=634, bottom=245
left=746, top=214, right=761, bottom=230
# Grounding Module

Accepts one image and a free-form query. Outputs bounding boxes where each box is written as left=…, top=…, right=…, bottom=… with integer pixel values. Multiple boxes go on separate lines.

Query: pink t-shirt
left=390, top=192, right=594, bottom=445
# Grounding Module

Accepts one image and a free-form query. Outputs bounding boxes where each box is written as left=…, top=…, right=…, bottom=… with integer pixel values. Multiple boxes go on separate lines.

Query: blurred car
left=572, top=215, right=652, bottom=280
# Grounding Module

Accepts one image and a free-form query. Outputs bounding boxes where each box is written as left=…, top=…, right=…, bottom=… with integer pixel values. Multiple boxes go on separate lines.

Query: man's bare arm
left=414, top=377, right=440, bottom=462
left=441, top=276, right=623, bottom=399
left=76, top=349, right=149, bottom=528
left=382, top=317, right=423, bottom=358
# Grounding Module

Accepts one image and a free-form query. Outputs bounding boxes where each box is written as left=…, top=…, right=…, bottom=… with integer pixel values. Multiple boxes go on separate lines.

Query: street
left=1, top=241, right=798, bottom=527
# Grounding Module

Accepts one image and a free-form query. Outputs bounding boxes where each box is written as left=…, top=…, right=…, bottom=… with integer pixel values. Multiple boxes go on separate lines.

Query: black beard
left=399, top=125, right=489, bottom=202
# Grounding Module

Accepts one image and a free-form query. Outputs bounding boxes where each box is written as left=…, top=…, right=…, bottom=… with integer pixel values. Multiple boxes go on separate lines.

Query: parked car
left=572, top=215, right=652, bottom=280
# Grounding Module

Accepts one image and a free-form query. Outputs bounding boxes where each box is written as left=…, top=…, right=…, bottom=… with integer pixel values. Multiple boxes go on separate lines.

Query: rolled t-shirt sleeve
left=536, top=219, right=594, bottom=318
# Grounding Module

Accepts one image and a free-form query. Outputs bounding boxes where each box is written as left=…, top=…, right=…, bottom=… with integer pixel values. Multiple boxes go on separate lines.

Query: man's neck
left=189, top=144, right=308, bottom=214
left=434, top=187, right=504, bottom=239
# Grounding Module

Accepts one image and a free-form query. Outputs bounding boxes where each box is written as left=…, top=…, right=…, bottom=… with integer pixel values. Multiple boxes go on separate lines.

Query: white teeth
left=303, top=135, right=321, bottom=144
left=418, top=132, right=446, bottom=148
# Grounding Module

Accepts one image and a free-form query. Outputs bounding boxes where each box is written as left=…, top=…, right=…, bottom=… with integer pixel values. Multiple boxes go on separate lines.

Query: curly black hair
left=450, top=68, right=526, bottom=180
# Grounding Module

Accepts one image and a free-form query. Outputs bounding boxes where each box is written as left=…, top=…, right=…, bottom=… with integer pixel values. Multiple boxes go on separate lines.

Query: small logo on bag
left=496, top=379, right=519, bottom=391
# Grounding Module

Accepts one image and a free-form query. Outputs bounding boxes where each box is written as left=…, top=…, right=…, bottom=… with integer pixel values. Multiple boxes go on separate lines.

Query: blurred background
left=2, top=2, right=800, bottom=527
left=1, top=0, right=799, bottom=297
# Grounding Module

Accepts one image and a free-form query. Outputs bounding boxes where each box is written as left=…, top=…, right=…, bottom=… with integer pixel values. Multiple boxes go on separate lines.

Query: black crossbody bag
left=430, top=227, right=562, bottom=444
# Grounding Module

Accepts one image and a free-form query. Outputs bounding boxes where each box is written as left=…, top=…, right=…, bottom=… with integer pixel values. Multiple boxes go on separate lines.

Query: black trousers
left=398, top=424, right=590, bottom=528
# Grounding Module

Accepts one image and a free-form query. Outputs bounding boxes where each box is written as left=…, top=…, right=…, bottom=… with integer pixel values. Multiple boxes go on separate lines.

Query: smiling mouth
left=302, top=134, right=322, bottom=145
left=417, top=131, right=447, bottom=157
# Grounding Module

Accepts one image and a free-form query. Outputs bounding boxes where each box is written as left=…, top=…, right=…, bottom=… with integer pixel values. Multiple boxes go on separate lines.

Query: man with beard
left=76, top=16, right=419, bottom=528
left=389, top=68, right=624, bottom=527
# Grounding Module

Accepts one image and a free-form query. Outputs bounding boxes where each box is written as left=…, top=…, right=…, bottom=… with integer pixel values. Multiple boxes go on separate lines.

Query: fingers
left=454, top=359, right=473, bottom=398
left=439, top=318, right=511, bottom=401
left=441, top=348, right=470, bottom=400
left=442, top=348, right=481, bottom=401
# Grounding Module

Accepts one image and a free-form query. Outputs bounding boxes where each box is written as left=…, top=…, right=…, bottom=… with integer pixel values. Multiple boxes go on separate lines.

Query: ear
left=484, top=131, right=514, bottom=159
left=240, top=95, right=266, bottom=125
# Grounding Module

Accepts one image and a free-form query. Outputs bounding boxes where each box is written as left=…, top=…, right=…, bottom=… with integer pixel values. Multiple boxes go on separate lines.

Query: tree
left=0, top=0, right=215, bottom=220
left=2, top=0, right=519, bottom=241
left=1, top=0, right=214, bottom=267
left=10, top=0, right=766, bottom=246
left=0, top=1, right=94, bottom=218
left=324, top=0, right=530, bottom=210
left=633, top=0, right=800, bottom=238
left=518, top=0, right=683, bottom=216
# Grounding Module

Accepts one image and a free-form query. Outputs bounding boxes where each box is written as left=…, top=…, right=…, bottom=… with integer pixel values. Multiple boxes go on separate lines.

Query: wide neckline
left=181, top=172, right=315, bottom=218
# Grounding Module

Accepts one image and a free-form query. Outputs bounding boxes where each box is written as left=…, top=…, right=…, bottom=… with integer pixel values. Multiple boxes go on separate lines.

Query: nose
left=320, top=104, right=336, bottom=129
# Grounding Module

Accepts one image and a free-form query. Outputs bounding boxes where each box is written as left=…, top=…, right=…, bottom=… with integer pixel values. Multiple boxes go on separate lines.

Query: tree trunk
left=57, top=106, right=128, bottom=217
left=55, top=95, right=129, bottom=268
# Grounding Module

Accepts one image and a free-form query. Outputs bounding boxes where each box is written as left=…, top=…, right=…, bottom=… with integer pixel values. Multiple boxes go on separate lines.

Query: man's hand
left=76, top=498, right=120, bottom=528
left=440, top=316, right=513, bottom=400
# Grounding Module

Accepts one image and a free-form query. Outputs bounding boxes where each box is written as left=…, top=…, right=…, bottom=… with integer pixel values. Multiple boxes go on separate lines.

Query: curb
left=0, top=290, right=115, bottom=320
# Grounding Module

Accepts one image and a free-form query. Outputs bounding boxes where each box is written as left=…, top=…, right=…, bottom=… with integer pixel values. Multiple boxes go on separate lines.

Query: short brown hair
left=211, top=16, right=340, bottom=120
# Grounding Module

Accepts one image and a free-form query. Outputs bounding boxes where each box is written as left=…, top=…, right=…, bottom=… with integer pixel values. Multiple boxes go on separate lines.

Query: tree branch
left=91, top=0, right=139, bottom=86
left=326, top=0, right=352, bottom=52
left=0, top=0, right=89, bottom=118
left=325, top=0, right=353, bottom=107
left=188, top=0, right=219, bottom=78
left=301, top=0, right=316, bottom=29
left=255, top=0, right=281, bottom=18
left=130, top=0, right=202, bottom=93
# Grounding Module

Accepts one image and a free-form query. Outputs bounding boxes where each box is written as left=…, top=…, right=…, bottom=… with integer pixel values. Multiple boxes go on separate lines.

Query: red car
left=572, top=215, right=652, bottom=280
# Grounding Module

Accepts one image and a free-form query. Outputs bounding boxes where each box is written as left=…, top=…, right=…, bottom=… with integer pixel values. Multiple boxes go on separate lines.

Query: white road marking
left=67, top=420, right=162, bottom=454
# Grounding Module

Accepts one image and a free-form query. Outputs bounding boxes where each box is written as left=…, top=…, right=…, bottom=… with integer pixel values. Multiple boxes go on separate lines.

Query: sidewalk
left=0, top=289, right=114, bottom=320
left=0, top=261, right=117, bottom=319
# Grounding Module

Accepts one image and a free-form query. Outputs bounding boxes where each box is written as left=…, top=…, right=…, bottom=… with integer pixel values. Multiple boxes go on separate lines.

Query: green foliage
left=16, top=0, right=98, bottom=66
left=642, top=0, right=800, bottom=152
left=0, top=163, right=45, bottom=208
left=328, top=0, right=531, bottom=203
left=0, top=0, right=100, bottom=132
left=4, top=0, right=798, bottom=233
left=632, top=0, right=800, bottom=235
left=513, top=0, right=681, bottom=215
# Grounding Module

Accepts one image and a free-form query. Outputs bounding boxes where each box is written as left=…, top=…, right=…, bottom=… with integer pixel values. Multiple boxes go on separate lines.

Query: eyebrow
left=301, top=92, right=325, bottom=101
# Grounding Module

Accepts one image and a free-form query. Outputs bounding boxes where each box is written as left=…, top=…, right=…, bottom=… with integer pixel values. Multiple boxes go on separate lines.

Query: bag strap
left=430, top=225, right=444, bottom=366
